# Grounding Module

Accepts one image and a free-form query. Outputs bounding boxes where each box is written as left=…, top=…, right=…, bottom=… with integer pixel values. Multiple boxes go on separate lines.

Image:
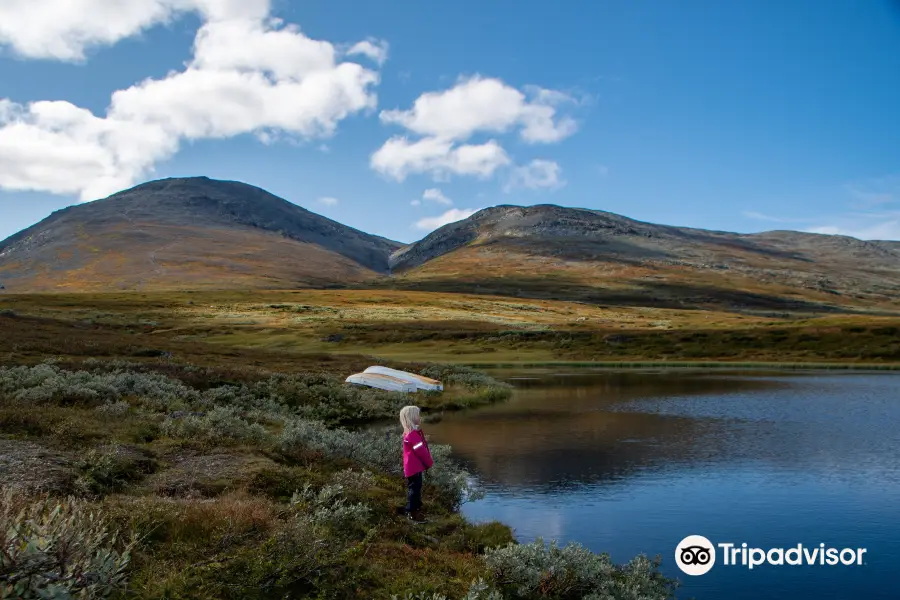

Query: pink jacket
left=403, top=428, right=434, bottom=477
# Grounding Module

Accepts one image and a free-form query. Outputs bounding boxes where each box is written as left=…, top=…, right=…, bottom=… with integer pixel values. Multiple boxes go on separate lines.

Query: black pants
left=405, top=472, right=423, bottom=513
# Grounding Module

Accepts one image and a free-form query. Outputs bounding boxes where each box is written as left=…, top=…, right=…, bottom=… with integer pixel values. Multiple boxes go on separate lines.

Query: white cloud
left=371, top=75, right=576, bottom=182
left=410, top=199, right=421, bottom=206
left=844, top=175, right=900, bottom=208
left=414, top=208, right=479, bottom=231
left=0, top=4, right=382, bottom=200
left=422, top=188, right=452, bottom=205
left=749, top=176, right=900, bottom=241
left=504, top=159, right=565, bottom=192
left=0, top=0, right=270, bottom=61
left=0, top=99, right=178, bottom=199
left=347, top=38, right=389, bottom=66
left=742, top=211, right=811, bottom=224
left=370, top=136, right=510, bottom=182
left=317, top=196, right=339, bottom=206
left=380, top=76, right=577, bottom=143
left=806, top=214, right=900, bottom=241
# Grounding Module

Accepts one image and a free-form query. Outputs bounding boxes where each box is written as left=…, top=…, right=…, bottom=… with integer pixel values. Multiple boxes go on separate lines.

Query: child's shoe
left=407, top=510, right=428, bottom=524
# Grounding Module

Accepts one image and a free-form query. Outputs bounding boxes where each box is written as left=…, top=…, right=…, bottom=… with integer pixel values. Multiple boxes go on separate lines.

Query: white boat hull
left=363, top=366, right=444, bottom=391
left=345, top=372, right=416, bottom=393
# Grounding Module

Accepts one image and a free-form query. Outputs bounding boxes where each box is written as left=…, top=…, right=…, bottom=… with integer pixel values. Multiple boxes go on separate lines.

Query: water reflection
left=429, top=372, right=784, bottom=490
left=428, top=372, right=900, bottom=490
left=426, top=370, right=900, bottom=600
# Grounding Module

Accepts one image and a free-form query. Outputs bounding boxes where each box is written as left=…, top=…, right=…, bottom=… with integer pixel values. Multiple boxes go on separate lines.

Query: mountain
left=388, top=205, right=900, bottom=312
left=0, top=177, right=401, bottom=292
left=2, top=182, right=898, bottom=312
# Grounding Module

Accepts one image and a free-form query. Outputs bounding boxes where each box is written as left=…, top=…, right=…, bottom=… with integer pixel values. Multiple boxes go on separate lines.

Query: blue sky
left=1, top=0, right=899, bottom=244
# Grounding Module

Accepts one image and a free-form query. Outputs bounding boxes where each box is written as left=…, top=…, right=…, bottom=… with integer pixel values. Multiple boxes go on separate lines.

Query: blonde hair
left=399, top=406, right=421, bottom=432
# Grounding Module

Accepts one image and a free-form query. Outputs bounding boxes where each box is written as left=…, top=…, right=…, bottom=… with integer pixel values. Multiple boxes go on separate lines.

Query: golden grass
left=1, top=289, right=899, bottom=368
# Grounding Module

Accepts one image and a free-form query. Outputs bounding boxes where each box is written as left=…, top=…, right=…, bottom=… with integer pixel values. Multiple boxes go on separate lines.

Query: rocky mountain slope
left=2, top=183, right=898, bottom=312
left=388, top=205, right=900, bottom=312
left=0, top=177, right=401, bottom=292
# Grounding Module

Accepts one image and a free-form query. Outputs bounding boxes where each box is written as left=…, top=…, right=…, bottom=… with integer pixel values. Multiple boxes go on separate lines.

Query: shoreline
left=461, top=360, right=900, bottom=372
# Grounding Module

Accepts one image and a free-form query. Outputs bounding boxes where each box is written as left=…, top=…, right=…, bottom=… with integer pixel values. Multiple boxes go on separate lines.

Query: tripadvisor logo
left=676, top=535, right=716, bottom=576
left=675, top=535, right=868, bottom=576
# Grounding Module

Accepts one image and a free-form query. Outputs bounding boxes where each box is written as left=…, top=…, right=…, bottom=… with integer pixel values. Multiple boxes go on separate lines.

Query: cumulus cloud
left=0, top=0, right=270, bottom=61
left=0, top=1, right=382, bottom=200
left=422, top=188, right=452, bottom=205
left=370, top=136, right=510, bottom=182
left=317, top=196, right=339, bottom=206
left=371, top=75, right=576, bottom=182
left=504, top=159, right=565, bottom=192
left=414, top=208, right=479, bottom=231
left=347, top=39, right=389, bottom=66
left=380, top=76, right=577, bottom=143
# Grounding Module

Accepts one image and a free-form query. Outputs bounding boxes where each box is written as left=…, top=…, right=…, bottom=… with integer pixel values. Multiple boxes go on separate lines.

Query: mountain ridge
left=386, top=204, right=900, bottom=311
left=2, top=178, right=899, bottom=312
left=0, top=177, right=401, bottom=291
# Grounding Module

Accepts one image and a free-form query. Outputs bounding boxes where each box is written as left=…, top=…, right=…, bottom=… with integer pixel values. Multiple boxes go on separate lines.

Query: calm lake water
left=426, top=370, right=900, bottom=599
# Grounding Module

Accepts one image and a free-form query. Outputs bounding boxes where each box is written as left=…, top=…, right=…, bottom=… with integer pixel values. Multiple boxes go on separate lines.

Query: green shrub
left=0, top=491, right=135, bottom=599
left=443, top=522, right=516, bottom=554
left=328, top=468, right=378, bottom=501
left=76, top=447, right=154, bottom=496
left=95, top=401, right=130, bottom=417
left=420, top=365, right=512, bottom=390
left=160, top=406, right=270, bottom=444
left=280, top=419, right=400, bottom=472
left=1, top=363, right=511, bottom=429
left=0, top=364, right=199, bottom=410
left=482, top=538, right=676, bottom=599
left=279, top=420, right=482, bottom=510
left=290, top=482, right=372, bottom=536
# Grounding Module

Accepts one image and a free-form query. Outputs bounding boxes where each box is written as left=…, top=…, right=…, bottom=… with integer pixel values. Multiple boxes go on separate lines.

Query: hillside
left=387, top=205, right=900, bottom=313
left=2, top=183, right=899, bottom=312
left=0, top=177, right=401, bottom=292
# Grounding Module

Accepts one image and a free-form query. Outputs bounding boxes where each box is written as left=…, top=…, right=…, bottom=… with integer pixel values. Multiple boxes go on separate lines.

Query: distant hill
left=387, top=205, right=900, bottom=312
left=2, top=182, right=898, bottom=313
left=0, top=177, right=401, bottom=291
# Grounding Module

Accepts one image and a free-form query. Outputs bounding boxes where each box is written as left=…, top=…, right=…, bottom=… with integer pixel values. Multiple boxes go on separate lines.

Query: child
left=399, top=405, right=434, bottom=523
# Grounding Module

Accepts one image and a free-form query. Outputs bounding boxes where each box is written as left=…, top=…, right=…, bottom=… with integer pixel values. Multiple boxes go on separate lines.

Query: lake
left=426, top=370, right=900, bottom=599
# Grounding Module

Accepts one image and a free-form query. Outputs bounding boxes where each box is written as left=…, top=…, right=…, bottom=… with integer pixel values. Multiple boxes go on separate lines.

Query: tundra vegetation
left=3, top=289, right=898, bottom=598
left=0, top=357, right=674, bottom=599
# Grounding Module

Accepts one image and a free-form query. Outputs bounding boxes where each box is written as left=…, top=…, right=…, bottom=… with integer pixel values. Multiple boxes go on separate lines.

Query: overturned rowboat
left=363, top=366, right=443, bottom=392
left=345, top=372, right=416, bottom=393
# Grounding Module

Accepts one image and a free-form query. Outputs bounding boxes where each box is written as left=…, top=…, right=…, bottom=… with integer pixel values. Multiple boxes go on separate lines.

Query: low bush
left=290, top=482, right=372, bottom=537
left=279, top=420, right=482, bottom=510
left=76, top=446, right=154, bottom=496
left=160, top=405, right=270, bottom=445
left=0, top=490, right=135, bottom=599
left=95, top=400, right=130, bottom=417
left=280, top=418, right=400, bottom=473
left=0, top=364, right=198, bottom=410
left=420, top=365, right=513, bottom=390
left=482, top=538, right=676, bottom=600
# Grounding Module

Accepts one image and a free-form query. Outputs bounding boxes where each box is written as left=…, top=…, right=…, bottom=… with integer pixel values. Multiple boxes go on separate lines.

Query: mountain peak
left=0, top=177, right=401, bottom=292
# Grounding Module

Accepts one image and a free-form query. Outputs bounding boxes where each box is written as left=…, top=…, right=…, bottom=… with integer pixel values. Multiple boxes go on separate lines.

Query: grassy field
left=1, top=289, right=898, bottom=598
left=2, top=290, right=897, bottom=368
left=0, top=290, right=687, bottom=599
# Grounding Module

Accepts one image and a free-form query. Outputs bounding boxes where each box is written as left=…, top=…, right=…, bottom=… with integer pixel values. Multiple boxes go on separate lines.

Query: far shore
left=460, top=360, right=900, bottom=372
